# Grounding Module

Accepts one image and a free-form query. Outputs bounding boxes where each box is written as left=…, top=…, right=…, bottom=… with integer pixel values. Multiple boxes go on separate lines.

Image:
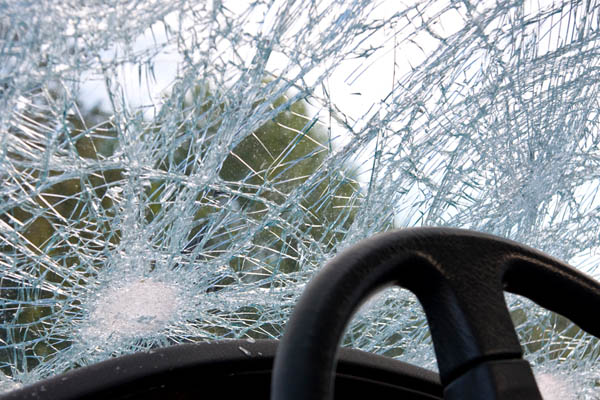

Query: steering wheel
left=271, top=227, right=600, bottom=400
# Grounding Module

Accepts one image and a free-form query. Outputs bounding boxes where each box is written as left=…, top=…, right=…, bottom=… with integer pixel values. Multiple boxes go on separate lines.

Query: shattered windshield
left=1, top=0, right=599, bottom=397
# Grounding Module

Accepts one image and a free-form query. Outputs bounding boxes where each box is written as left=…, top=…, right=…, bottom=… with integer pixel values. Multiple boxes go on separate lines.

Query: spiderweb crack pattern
left=0, top=0, right=598, bottom=396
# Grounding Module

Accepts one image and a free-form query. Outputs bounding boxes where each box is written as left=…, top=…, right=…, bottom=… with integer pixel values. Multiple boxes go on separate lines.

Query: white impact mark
left=536, top=372, right=577, bottom=400
left=83, top=279, right=180, bottom=341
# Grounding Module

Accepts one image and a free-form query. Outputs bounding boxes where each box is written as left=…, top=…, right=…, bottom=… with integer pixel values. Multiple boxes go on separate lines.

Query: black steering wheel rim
left=271, top=227, right=600, bottom=400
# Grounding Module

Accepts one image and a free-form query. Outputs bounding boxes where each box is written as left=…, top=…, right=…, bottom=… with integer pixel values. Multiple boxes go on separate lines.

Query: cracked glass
left=0, top=0, right=599, bottom=397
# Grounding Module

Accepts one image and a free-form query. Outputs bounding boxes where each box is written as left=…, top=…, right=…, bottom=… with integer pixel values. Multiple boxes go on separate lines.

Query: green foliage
left=146, top=84, right=362, bottom=278
left=219, top=94, right=360, bottom=274
left=1, top=97, right=120, bottom=370
left=1, top=82, right=362, bottom=367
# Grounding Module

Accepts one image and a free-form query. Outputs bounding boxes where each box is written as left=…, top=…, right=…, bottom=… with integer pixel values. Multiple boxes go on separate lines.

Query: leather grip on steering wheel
left=271, top=227, right=600, bottom=400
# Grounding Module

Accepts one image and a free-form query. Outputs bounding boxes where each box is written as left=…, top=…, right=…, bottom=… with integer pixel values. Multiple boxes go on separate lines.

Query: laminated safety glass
left=0, top=0, right=598, bottom=398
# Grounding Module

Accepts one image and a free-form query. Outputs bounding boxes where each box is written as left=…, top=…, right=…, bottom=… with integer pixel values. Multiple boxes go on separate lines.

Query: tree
left=145, top=83, right=361, bottom=279
left=0, top=80, right=363, bottom=372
